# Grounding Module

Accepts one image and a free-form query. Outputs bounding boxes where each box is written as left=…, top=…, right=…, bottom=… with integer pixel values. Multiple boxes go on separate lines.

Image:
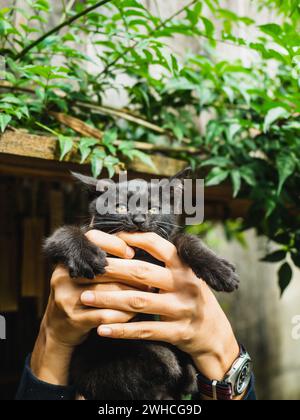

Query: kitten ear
left=169, top=166, right=192, bottom=197
left=71, top=172, right=97, bottom=189
left=169, top=166, right=192, bottom=183
left=71, top=172, right=113, bottom=196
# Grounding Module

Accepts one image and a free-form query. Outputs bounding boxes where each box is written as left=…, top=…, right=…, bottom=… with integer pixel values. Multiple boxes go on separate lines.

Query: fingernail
left=81, top=291, right=95, bottom=303
left=126, top=247, right=135, bottom=258
left=98, top=326, right=113, bottom=336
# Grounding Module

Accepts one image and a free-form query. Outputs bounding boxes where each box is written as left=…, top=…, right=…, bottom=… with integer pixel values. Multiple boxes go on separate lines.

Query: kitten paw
left=193, top=258, right=239, bottom=293
left=68, top=245, right=107, bottom=280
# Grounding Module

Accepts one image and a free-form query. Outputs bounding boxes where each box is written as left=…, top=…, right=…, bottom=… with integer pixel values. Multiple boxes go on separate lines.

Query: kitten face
left=89, top=179, right=178, bottom=239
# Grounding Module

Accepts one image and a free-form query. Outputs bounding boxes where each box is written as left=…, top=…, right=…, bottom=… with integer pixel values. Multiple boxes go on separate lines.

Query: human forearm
left=30, top=321, right=74, bottom=386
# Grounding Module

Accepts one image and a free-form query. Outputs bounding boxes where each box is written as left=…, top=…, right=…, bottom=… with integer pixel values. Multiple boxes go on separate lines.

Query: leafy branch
left=97, top=0, right=199, bottom=79
left=15, top=0, right=113, bottom=59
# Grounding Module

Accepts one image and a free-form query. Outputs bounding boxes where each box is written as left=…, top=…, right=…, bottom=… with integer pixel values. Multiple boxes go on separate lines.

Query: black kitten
left=44, top=170, right=239, bottom=400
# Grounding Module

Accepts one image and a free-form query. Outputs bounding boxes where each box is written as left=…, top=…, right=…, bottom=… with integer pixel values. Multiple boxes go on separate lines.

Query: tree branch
left=97, top=0, right=198, bottom=79
left=15, top=0, right=113, bottom=60
left=49, top=111, right=201, bottom=155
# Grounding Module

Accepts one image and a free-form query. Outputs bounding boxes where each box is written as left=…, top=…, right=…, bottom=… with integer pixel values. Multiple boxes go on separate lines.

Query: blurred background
left=0, top=0, right=299, bottom=400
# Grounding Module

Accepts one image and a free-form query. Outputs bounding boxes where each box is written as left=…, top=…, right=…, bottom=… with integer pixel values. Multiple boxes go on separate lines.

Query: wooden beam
left=0, top=129, right=187, bottom=178
left=0, top=129, right=252, bottom=219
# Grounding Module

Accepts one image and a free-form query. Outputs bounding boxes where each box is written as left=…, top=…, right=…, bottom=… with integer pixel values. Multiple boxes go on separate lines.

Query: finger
left=76, top=279, right=144, bottom=292
left=116, top=232, right=181, bottom=267
left=77, top=309, right=134, bottom=328
left=91, top=275, right=150, bottom=291
left=101, top=258, right=174, bottom=291
left=81, top=290, right=178, bottom=317
left=97, top=321, right=178, bottom=344
left=85, top=230, right=135, bottom=259
left=92, top=276, right=150, bottom=292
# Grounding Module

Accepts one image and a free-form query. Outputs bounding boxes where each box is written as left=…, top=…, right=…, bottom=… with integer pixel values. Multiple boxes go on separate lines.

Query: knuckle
left=178, top=302, right=194, bottom=319
left=144, top=232, right=158, bottom=246
left=116, top=325, right=126, bottom=338
left=50, top=268, right=66, bottom=287
left=132, top=263, right=150, bottom=281
left=178, top=324, right=194, bottom=346
left=55, top=295, right=70, bottom=312
left=98, top=314, right=109, bottom=324
left=96, top=294, right=109, bottom=307
left=129, top=294, right=148, bottom=311
left=164, top=248, right=178, bottom=266
left=185, top=279, right=201, bottom=297
left=138, top=328, right=153, bottom=340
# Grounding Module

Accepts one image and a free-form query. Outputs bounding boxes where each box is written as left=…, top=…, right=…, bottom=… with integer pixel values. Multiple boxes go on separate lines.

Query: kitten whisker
left=158, top=221, right=183, bottom=229
left=157, top=226, right=169, bottom=239
left=107, top=226, right=123, bottom=234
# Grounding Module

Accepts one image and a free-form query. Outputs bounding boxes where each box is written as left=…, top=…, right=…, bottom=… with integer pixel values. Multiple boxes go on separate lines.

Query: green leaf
left=200, top=157, right=231, bottom=168
left=131, top=150, right=157, bottom=171
left=186, top=2, right=202, bottom=25
left=263, top=107, right=290, bottom=133
left=91, top=148, right=106, bottom=178
left=240, top=166, right=256, bottom=186
left=227, top=123, right=241, bottom=141
left=259, top=23, right=282, bottom=37
left=103, top=129, right=118, bottom=145
left=206, top=168, right=229, bottom=186
left=261, top=250, right=286, bottom=263
left=201, top=17, right=214, bottom=37
left=0, top=96, right=22, bottom=105
left=58, top=136, right=73, bottom=161
left=278, top=262, right=292, bottom=296
left=265, top=197, right=277, bottom=218
left=230, top=170, right=241, bottom=197
left=121, top=0, right=145, bottom=9
left=276, top=153, right=296, bottom=194
left=103, top=129, right=117, bottom=154
left=291, top=252, right=300, bottom=268
left=0, top=114, right=11, bottom=132
left=78, top=137, right=99, bottom=164
left=104, top=156, right=120, bottom=178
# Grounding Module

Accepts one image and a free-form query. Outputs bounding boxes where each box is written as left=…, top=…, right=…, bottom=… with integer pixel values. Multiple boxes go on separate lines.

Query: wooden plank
left=21, top=217, right=46, bottom=316
left=0, top=130, right=187, bottom=177
left=49, top=189, right=64, bottom=231
left=0, top=130, right=253, bottom=219
left=0, top=182, right=18, bottom=312
left=0, top=130, right=58, bottom=160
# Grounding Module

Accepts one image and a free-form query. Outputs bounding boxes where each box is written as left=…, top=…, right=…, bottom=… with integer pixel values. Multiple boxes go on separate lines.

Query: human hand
left=80, top=232, right=240, bottom=382
left=31, top=230, right=140, bottom=384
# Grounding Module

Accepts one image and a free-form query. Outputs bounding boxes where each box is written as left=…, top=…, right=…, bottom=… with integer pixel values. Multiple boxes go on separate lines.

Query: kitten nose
left=132, top=214, right=146, bottom=226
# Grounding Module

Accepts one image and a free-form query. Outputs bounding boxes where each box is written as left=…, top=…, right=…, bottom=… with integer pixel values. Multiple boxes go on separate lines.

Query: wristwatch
left=197, top=345, right=252, bottom=400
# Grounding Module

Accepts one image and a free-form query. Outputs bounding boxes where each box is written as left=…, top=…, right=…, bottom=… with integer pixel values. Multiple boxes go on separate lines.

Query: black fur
left=43, top=171, right=239, bottom=400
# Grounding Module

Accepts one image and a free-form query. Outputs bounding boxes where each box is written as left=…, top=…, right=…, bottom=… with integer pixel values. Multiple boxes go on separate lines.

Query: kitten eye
left=149, top=206, right=160, bottom=215
left=116, top=204, right=128, bottom=214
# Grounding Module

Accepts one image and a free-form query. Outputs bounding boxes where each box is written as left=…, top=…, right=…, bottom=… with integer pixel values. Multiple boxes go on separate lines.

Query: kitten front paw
left=193, top=258, right=239, bottom=293
left=68, top=244, right=107, bottom=280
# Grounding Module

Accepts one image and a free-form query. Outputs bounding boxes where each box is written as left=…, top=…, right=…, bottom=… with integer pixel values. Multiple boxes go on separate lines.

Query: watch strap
left=196, top=345, right=248, bottom=400
left=197, top=373, right=232, bottom=400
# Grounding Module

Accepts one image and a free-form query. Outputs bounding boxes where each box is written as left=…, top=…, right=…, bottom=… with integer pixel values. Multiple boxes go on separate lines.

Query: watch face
left=235, top=360, right=252, bottom=395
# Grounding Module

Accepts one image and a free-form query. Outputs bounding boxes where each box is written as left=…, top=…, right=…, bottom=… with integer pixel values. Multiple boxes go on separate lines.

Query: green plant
left=0, top=0, right=300, bottom=293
